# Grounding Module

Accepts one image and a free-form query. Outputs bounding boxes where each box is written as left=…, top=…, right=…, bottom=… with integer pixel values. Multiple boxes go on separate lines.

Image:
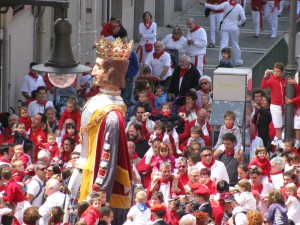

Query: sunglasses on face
left=200, top=82, right=208, bottom=85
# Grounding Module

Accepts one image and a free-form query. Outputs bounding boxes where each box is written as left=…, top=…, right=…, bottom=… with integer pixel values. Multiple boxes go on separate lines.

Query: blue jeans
left=121, top=77, right=134, bottom=107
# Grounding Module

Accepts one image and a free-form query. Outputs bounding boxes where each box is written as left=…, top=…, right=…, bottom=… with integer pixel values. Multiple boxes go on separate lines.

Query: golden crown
left=95, top=36, right=133, bottom=60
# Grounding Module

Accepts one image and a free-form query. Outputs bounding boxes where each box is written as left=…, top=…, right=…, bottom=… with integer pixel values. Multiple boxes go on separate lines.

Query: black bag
left=205, top=8, right=211, bottom=17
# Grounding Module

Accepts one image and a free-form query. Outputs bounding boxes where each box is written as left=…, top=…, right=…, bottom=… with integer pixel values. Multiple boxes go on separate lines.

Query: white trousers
left=279, top=0, right=284, bottom=13
left=264, top=1, right=278, bottom=36
left=209, top=12, right=223, bottom=44
left=219, top=30, right=243, bottom=66
left=251, top=10, right=260, bottom=36
left=190, top=55, right=204, bottom=75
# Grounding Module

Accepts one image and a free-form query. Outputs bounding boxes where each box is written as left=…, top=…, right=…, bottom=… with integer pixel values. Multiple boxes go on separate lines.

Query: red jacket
left=11, top=153, right=30, bottom=168
left=12, top=170, right=26, bottom=183
left=136, top=155, right=156, bottom=189
left=39, top=142, right=60, bottom=159
left=58, top=110, right=81, bottom=131
left=166, top=210, right=180, bottom=225
left=81, top=206, right=101, bottom=225
left=29, top=128, right=46, bottom=162
left=19, top=116, right=31, bottom=132
left=2, top=180, right=28, bottom=204
left=261, top=75, right=286, bottom=105
left=248, top=157, right=271, bottom=177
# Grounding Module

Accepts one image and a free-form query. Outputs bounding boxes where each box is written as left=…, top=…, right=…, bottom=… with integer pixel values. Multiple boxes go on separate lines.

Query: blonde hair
left=11, top=159, right=23, bottom=168
left=238, top=179, right=252, bottom=192
left=66, top=96, right=78, bottom=111
left=135, top=190, right=148, bottom=203
left=14, top=144, right=23, bottom=151
left=286, top=183, right=297, bottom=194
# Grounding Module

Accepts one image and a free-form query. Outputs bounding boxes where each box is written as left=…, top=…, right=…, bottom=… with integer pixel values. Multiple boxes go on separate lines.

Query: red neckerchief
left=190, top=24, right=201, bottom=32
left=131, top=151, right=139, bottom=160
left=153, top=50, right=165, bottom=59
left=252, top=184, right=263, bottom=194
left=48, top=119, right=57, bottom=126
left=188, top=181, right=204, bottom=190
left=224, top=149, right=234, bottom=157
left=160, top=177, right=172, bottom=184
left=38, top=100, right=48, bottom=107
left=271, top=171, right=283, bottom=175
left=229, top=0, right=238, bottom=6
left=172, top=35, right=180, bottom=41
left=162, top=111, right=171, bottom=117
left=225, top=124, right=234, bottom=129
left=156, top=133, right=165, bottom=141
left=144, top=20, right=153, bottom=30
left=180, top=67, right=189, bottom=77
left=82, top=72, right=90, bottom=76
left=28, top=71, right=38, bottom=81
left=202, top=158, right=215, bottom=169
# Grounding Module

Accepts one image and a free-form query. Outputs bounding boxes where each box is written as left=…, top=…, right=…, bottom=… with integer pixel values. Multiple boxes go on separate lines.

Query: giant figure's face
left=91, top=57, right=129, bottom=88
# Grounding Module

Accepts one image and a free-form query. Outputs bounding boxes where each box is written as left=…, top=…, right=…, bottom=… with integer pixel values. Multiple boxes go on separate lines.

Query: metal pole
left=284, top=0, right=298, bottom=138
left=2, top=12, right=9, bottom=112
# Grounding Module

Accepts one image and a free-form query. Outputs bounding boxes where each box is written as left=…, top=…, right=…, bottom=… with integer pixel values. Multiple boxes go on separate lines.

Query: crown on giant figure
left=95, top=36, right=133, bottom=60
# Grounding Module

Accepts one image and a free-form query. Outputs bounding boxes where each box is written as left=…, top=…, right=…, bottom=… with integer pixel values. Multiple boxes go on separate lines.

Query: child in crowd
left=0, top=197, right=12, bottom=224
left=19, top=107, right=31, bottom=132
left=164, top=121, right=182, bottom=157
left=133, top=91, right=152, bottom=115
left=218, top=47, right=233, bottom=68
left=11, top=160, right=27, bottom=185
left=166, top=198, right=180, bottom=225
left=57, top=96, right=81, bottom=136
left=150, top=191, right=164, bottom=207
left=237, top=163, right=249, bottom=180
left=152, top=102, right=179, bottom=123
left=38, top=133, right=60, bottom=164
left=141, top=116, right=169, bottom=143
left=8, top=122, right=32, bottom=146
left=179, top=91, right=199, bottom=122
left=60, top=137, right=76, bottom=164
left=153, top=142, right=176, bottom=172
left=248, top=147, right=271, bottom=183
left=154, top=85, right=167, bottom=111
left=48, top=206, right=64, bottom=225
left=11, top=144, right=30, bottom=168
left=180, top=126, right=205, bottom=153
left=1, top=166, right=30, bottom=224
left=127, top=190, right=151, bottom=225
left=233, top=179, right=256, bottom=215
left=261, top=62, right=286, bottom=147
left=285, top=183, right=300, bottom=224
left=80, top=197, right=102, bottom=225
left=282, top=138, right=300, bottom=158
left=286, top=153, right=300, bottom=171
left=213, top=111, right=242, bottom=158
left=201, top=94, right=211, bottom=111
left=61, top=123, right=80, bottom=145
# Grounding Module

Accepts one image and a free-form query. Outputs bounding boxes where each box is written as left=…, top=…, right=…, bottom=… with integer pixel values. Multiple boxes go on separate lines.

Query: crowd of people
left=0, top=5, right=300, bottom=225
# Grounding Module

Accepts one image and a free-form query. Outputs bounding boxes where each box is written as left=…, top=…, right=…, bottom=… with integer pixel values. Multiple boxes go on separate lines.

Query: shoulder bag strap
left=219, top=5, right=236, bottom=30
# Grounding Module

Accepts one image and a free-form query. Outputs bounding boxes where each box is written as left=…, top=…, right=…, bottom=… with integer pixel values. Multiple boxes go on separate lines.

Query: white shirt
left=196, top=160, right=229, bottom=183
left=139, top=22, right=157, bottom=46
left=21, top=74, right=45, bottom=96
left=144, top=52, right=171, bottom=80
left=233, top=191, right=256, bottom=213
left=28, top=100, right=54, bottom=118
left=39, top=191, right=66, bottom=225
left=287, top=195, right=300, bottom=224
left=270, top=173, right=283, bottom=190
left=250, top=136, right=264, bottom=160
left=127, top=204, right=151, bottom=225
left=204, top=2, right=246, bottom=31
left=186, top=27, right=207, bottom=56
left=161, top=34, right=188, bottom=58
left=26, top=175, right=45, bottom=207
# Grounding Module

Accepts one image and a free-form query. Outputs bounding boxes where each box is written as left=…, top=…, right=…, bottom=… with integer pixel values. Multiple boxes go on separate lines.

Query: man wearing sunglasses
left=195, top=147, right=229, bottom=183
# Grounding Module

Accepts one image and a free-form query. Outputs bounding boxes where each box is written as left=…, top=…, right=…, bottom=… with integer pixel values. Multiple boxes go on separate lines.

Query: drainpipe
left=2, top=12, right=9, bottom=112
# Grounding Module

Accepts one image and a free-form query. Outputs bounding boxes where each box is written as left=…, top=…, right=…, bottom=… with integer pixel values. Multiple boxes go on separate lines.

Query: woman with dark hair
left=253, top=95, right=273, bottom=151
left=137, top=11, right=157, bottom=64
left=60, top=137, right=76, bottom=164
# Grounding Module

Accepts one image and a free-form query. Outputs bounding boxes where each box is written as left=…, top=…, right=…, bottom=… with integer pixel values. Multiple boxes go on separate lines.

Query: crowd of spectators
left=0, top=6, right=300, bottom=225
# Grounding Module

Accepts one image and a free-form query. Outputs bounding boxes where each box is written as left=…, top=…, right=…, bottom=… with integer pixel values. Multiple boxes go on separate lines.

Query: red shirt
left=19, top=116, right=31, bottom=132
left=261, top=75, right=286, bottom=105
left=81, top=206, right=101, bottom=225
left=2, top=180, right=28, bottom=203
left=58, top=110, right=81, bottom=131
left=29, top=128, right=46, bottom=162
left=178, top=172, right=189, bottom=186
left=39, top=142, right=60, bottom=159
left=136, top=155, right=156, bottom=189
left=248, top=157, right=271, bottom=177
left=11, top=153, right=30, bottom=168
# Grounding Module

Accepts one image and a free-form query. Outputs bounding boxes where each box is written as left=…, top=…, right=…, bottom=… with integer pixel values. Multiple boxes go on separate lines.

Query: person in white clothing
left=21, top=62, right=46, bottom=100
left=195, top=147, right=229, bottom=183
left=26, top=161, right=47, bottom=207
left=39, top=179, right=67, bottom=225
left=285, top=183, right=300, bottom=224
left=233, top=179, right=256, bottom=215
left=200, top=0, right=246, bottom=66
left=264, top=0, right=279, bottom=38
left=126, top=190, right=151, bottom=225
left=249, top=167, right=274, bottom=216
left=186, top=18, right=207, bottom=75
left=143, top=41, right=172, bottom=91
left=137, top=11, right=157, bottom=65
left=28, top=86, right=54, bottom=118
left=161, top=26, right=188, bottom=60
left=270, top=157, right=285, bottom=189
